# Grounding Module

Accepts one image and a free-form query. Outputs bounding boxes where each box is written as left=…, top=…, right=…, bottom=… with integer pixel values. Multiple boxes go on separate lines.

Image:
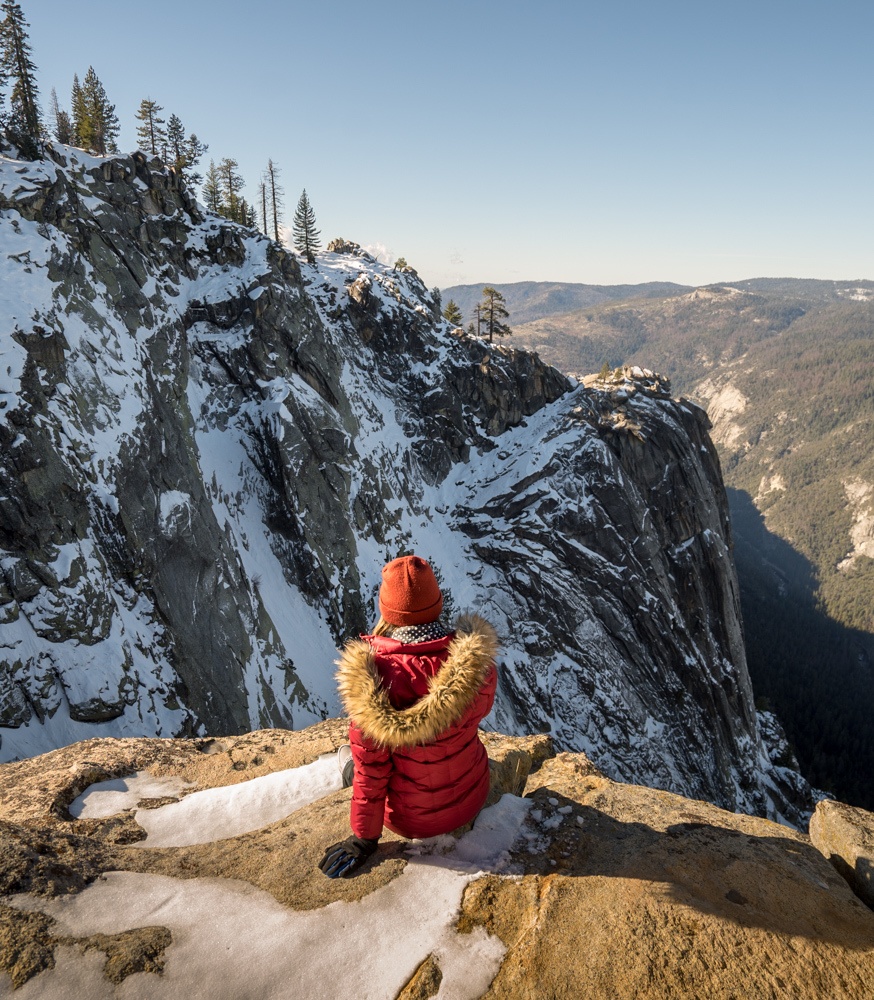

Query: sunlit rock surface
left=0, top=725, right=870, bottom=998
left=810, top=798, right=874, bottom=910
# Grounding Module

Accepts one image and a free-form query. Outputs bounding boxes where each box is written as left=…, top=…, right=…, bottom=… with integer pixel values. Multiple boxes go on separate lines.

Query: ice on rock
left=133, top=755, right=344, bottom=847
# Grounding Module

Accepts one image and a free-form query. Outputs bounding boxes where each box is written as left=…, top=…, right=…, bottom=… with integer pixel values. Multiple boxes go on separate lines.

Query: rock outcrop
left=0, top=142, right=808, bottom=822
left=810, top=798, right=874, bottom=911
left=0, top=724, right=870, bottom=998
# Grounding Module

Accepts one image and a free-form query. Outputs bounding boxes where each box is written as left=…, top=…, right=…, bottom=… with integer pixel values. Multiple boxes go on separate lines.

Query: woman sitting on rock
left=319, top=555, right=498, bottom=878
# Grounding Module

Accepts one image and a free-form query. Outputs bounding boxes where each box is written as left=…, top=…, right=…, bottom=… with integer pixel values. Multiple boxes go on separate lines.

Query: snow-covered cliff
left=0, top=142, right=808, bottom=822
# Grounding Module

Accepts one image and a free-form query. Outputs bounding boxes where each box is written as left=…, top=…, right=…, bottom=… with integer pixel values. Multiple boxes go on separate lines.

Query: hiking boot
left=337, top=745, right=354, bottom=788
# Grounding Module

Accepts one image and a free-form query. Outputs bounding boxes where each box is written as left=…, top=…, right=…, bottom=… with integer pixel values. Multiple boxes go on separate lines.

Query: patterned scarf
left=390, top=619, right=450, bottom=644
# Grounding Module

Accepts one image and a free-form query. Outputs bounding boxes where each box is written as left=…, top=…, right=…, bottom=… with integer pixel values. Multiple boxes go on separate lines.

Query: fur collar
left=336, top=613, right=498, bottom=749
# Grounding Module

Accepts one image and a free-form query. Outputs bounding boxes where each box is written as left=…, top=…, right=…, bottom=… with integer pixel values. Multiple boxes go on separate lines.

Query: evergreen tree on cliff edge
left=48, top=87, right=72, bottom=144
left=443, top=299, right=463, bottom=327
left=77, top=67, right=119, bottom=155
left=218, top=157, right=244, bottom=223
left=265, top=158, right=284, bottom=242
left=480, top=286, right=511, bottom=343
left=0, top=0, right=42, bottom=158
left=293, top=189, right=320, bottom=263
left=70, top=73, right=84, bottom=145
left=202, top=160, right=223, bottom=214
left=166, top=113, right=207, bottom=186
left=134, top=97, right=166, bottom=157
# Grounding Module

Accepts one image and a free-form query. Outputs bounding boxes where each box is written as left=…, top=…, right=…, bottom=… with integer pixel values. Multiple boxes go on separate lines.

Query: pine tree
left=70, top=73, right=85, bottom=146
left=79, top=67, right=119, bottom=155
left=202, top=159, right=223, bottom=214
left=292, top=189, right=320, bottom=262
left=218, top=157, right=244, bottom=222
left=242, top=199, right=256, bottom=228
left=1, top=0, right=42, bottom=158
left=258, top=179, right=268, bottom=235
left=264, top=158, right=284, bottom=242
left=135, top=97, right=166, bottom=157
left=443, top=299, right=463, bottom=326
left=183, top=133, right=207, bottom=187
left=0, top=45, right=6, bottom=131
left=48, top=87, right=71, bottom=144
left=480, top=287, right=511, bottom=343
left=165, top=113, right=207, bottom=186
left=165, top=112, right=184, bottom=168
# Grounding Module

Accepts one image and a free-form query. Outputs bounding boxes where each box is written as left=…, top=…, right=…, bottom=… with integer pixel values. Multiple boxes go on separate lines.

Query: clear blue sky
left=24, top=0, right=874, bottom=289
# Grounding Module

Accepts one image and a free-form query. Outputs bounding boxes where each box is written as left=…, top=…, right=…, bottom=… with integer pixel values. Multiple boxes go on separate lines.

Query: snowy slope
left=0, top=142, right=810, bottom=822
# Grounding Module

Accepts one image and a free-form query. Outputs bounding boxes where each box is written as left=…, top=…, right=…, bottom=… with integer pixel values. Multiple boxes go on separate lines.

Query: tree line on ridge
left=0, top=1, right=322, bottom=261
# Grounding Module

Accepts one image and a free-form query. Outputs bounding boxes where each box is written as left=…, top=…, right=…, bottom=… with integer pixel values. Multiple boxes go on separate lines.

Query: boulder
left=325, top=238, right=362, bottom=254
left=347, top=271, right=373, bottom=307
left=810, top=798, right=874, bottom=910
left=465, top=754, right=874, bottom=998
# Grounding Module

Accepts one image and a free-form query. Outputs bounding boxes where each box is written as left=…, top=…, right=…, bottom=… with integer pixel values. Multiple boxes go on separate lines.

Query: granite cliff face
left=0, top=142, right=807, bottom=821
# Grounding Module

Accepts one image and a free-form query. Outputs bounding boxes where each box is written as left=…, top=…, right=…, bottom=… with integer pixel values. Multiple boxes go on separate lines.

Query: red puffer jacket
left=335, top=614, right=498, bottom=840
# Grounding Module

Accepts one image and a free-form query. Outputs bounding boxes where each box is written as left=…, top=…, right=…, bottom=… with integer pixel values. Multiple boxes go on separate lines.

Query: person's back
left=320, top=556, right=498, bottom=878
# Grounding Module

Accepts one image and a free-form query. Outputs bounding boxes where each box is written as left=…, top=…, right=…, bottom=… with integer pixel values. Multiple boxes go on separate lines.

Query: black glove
left=319, top=836, right=379, bottom=878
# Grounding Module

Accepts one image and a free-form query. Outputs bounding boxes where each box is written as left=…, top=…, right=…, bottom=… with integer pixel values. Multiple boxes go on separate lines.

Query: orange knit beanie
left=378, top=555, right=444, bottom=626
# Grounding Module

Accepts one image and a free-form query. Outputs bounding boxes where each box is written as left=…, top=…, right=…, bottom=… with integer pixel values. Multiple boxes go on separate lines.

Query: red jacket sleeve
left=348, top=720, right=392, bottom=840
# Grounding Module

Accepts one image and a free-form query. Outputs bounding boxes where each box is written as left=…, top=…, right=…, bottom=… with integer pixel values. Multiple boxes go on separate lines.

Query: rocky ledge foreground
left=0, top=722, right=871, bottom=999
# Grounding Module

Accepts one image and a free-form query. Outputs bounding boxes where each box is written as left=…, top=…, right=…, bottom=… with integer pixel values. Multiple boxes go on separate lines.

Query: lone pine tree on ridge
left=480, top=286, right=512, bottom=343
left=293, top=189, right=320, bottom=263
left=135, top=97, right=166, bottom=156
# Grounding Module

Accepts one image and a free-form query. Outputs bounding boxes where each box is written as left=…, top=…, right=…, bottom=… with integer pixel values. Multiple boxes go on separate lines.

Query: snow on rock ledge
left=0, top=723, right=870, bottom=998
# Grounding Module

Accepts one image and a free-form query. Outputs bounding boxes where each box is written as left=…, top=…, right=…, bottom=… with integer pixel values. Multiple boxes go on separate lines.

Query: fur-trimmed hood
left=335, top=613, right=498, bottom=750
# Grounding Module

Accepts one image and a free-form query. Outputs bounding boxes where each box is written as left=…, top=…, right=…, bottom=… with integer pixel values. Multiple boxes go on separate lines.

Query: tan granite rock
left=810, top=798, right=874, bottom=910
left=456, top=753, right=874, bottom=998
left=395, top=953, right=443, bottom=999
left=1, top=727, right=872, bottom=998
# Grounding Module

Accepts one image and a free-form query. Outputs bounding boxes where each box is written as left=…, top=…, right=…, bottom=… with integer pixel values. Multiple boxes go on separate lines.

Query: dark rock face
left=0, top=145, right=810, bottom=822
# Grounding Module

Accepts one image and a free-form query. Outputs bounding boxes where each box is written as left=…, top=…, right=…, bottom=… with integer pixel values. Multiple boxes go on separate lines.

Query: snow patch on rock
left=7, top=791, right=531, bottom=1000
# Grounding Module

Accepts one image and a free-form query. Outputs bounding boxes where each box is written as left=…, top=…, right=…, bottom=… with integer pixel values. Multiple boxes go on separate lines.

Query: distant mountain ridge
left=441, top=278, right=874, bottom=332
left=732, top=277, right=874, bottom=302
left=441, top=280, right=691, bottom=327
